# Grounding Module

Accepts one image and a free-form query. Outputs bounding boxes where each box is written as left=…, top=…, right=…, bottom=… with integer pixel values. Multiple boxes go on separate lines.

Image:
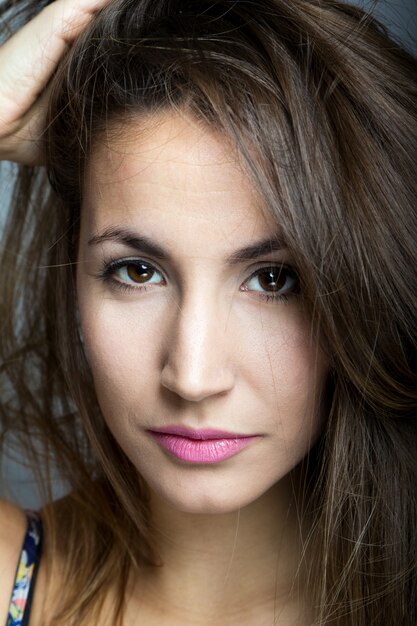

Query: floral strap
left=7, top=511, right=43, bottom=626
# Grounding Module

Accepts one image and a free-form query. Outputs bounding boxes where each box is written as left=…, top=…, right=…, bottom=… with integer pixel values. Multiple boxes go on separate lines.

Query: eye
left=242, top=265, right=300, bottom=301
left=104, top=259, right=165, bottom=289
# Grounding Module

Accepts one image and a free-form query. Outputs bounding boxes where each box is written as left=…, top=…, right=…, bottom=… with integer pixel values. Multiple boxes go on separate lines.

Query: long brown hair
left=1, top=1, right=416, bottom=624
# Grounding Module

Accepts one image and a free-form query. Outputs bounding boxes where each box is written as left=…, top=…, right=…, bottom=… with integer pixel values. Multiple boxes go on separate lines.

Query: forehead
left=82, top=111, right=277, bottom=243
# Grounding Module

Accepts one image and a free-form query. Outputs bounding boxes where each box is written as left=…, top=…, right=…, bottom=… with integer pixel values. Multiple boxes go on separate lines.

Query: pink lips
left=147, top=426, right=260, bottom=464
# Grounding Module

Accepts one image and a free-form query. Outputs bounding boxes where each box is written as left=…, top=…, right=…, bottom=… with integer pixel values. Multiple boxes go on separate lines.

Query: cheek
left=246, top=305, right=328, bottom=397
left=246, top=308, right=328, bottom=443
left=77, top=293, right=163, bottom=420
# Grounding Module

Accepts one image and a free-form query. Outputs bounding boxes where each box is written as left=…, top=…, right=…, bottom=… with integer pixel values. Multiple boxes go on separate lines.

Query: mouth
left=147, top=426, right=261, bottom=464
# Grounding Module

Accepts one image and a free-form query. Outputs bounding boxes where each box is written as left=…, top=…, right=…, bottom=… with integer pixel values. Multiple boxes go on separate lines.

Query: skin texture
left=76, top=111, right=329, bottom=623
left=77, top=111, right=328, bottom=514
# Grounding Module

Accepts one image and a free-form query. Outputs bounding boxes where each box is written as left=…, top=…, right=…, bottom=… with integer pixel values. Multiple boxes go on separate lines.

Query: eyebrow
left=88, top=227, right=287, bottom=264
left=88, top=228, right=169, bottom=261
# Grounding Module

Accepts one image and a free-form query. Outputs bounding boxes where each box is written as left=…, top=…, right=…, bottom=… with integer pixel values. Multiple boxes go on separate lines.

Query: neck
left=130, top=469, right=312, bottom=624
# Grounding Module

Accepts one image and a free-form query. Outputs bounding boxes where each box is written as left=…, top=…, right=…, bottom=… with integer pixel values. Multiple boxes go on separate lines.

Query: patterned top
left=6, top=511, right=43, bottom=626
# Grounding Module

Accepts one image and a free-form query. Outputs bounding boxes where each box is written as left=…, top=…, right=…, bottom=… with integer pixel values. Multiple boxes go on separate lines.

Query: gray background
left=355, top=0, right=417, bottom=55
left=1, top=0, right=416, bottom=507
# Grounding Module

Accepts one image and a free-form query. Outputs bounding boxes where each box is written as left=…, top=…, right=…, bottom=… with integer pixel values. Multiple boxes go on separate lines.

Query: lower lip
left=148, top=432, right=260, bottom=464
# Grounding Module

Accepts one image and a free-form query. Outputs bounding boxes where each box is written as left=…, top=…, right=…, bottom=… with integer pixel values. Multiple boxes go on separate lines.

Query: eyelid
left=240, top=263, right=301, bottom=301
left=95, top=257, right=165, bottom=294
left=98, top=257, right=299, bottom=297
left=102, top=256, right=166, bottom=279
left=242, top=261, right=298, bottom=280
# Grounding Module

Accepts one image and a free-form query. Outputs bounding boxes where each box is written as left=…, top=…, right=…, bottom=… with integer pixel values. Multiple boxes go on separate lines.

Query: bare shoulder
left=0, top=495, right=74, bottom=626
left=0, top=499, right=27, bottom=625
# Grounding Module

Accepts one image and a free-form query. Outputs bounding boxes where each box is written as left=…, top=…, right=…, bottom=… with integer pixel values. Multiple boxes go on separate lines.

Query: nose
left=160, top=294, right=235, bottom=402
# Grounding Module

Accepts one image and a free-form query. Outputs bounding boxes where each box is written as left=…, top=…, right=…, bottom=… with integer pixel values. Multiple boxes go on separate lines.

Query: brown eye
left=245, top=266, right=299, bottom=296
left=110, top=261, right=164, bottom=287
left=126, top=263, right=155, bottom=283
left=257, top=268, right=286, bottom=291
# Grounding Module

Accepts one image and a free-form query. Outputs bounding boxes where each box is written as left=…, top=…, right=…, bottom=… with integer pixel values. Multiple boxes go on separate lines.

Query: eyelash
left=97, top=257, right=300, bottom=303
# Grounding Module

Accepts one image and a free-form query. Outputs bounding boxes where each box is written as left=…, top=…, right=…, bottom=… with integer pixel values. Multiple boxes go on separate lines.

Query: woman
left=0, top=0, right=416, bottom=624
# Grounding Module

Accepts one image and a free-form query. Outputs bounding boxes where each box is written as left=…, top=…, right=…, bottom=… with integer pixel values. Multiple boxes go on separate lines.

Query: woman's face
left=77, top=111, right=328, bottom=514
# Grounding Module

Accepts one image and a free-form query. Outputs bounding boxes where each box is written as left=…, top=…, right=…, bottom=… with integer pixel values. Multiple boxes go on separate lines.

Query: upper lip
left=147, top=425, right=256, bottom=440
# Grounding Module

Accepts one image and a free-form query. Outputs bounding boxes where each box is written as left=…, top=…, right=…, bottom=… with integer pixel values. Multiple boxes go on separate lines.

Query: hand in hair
left=0, top=0, right=111, bottom=165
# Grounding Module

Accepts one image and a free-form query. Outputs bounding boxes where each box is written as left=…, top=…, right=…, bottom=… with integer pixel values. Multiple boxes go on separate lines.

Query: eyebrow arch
left=88, top=227, right=287, bottom=264
left=88, top=227, right=169, bottom=260
left=227, top=236, right=287, bottom=263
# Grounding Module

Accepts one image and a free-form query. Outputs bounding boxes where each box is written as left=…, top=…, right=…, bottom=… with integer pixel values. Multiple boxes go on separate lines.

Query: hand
left=0, top=0, right=111, bottom=165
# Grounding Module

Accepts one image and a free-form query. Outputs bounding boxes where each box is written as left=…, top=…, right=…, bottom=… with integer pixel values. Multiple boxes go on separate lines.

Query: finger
left=1, top=83, right=53, bottom=165
left=0, top=0, right=112, bottom=126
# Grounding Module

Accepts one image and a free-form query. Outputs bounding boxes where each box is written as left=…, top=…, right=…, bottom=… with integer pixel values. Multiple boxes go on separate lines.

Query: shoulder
left=0, top=499, right=27, bottom=625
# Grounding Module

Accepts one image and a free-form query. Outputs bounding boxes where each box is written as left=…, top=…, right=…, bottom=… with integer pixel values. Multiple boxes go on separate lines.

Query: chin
left=164, top=493, right=247, bottom=515
left=145, top=469, right=287, bottom=516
